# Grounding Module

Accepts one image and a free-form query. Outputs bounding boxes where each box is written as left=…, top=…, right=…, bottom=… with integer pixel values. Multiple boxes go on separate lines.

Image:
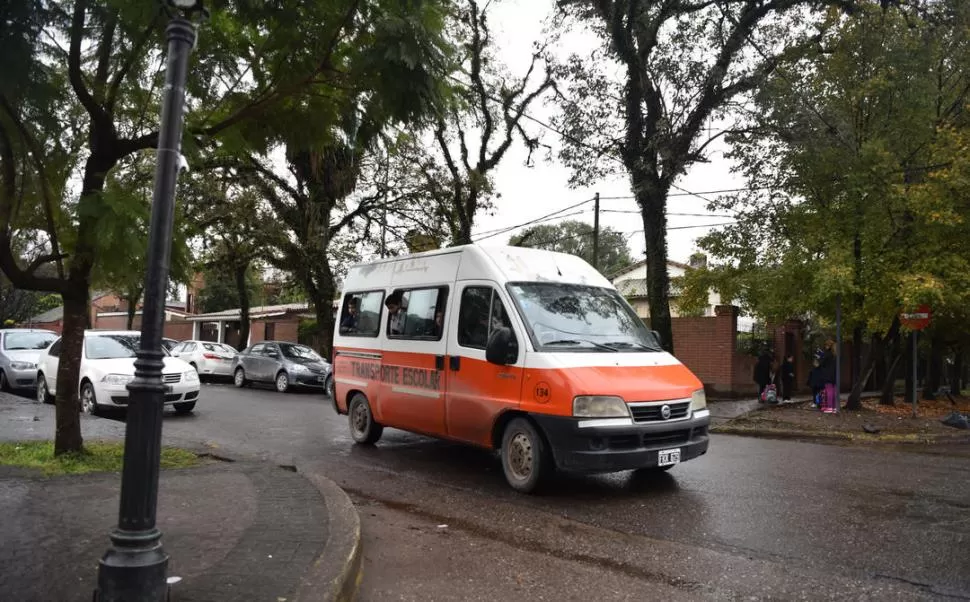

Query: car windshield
left=203, top=343, right=236, bottom=354
left=279, top=343, right=322, bottom=361
left=85, top=335, right=172, bottom=359
left=3, top=332, right=57, bottom=350
left=508, top=282, right=663, bottom=352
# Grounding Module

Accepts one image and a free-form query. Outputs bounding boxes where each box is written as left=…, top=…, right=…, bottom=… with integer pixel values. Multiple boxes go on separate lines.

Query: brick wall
left=249, top=318, right=300, bottom=344
left=667, top=305, right=739, bottom=396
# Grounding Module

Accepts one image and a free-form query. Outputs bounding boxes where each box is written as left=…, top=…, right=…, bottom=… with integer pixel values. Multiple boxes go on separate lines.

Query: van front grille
left=630, top=401, right=689, bottom=423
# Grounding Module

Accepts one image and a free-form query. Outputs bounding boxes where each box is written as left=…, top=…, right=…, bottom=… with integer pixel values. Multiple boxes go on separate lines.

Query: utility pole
left=592, top=192, right=600, bottom=271
left=95, top=1, right=205, bottom=600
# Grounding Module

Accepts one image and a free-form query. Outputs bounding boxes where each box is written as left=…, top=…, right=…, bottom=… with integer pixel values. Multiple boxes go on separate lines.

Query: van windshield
left=508, top=283, right=662, bottom=352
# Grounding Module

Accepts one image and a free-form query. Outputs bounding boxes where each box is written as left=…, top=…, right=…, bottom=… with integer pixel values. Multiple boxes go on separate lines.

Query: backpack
left=762, top=384, right=778, bottom=404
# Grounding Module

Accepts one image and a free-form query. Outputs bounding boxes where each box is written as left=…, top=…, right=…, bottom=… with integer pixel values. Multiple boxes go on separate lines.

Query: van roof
left=343, top=245, right=612, bottom=289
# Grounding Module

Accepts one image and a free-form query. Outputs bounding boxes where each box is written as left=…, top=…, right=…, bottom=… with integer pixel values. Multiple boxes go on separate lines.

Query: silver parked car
left=0, top=329, right=58, bottom=391
left=231, top=341, right=333, bottom=395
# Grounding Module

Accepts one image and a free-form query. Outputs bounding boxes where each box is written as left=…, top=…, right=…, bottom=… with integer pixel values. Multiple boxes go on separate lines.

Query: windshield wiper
left=543, top=339, right=618, bottom=352
left=603, top=341, right=661, bottom=352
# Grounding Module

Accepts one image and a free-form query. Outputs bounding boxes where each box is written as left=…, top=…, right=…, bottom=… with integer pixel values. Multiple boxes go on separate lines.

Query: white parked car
left=170, top=340, right=238, bottom=380
left=36, top=330, right=200, bottom=415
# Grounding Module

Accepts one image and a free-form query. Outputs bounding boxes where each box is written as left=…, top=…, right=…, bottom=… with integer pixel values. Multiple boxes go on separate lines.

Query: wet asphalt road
left=111, top=383, right=970, bottom=599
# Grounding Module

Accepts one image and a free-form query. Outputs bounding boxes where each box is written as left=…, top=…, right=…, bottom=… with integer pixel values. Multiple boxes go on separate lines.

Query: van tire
left=501, top=417, right=548, bottom=494
left=348, top=393, right=383, bottom=444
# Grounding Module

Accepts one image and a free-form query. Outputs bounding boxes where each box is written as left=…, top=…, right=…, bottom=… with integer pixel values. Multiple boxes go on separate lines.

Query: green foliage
left=508, top=220, right=632, bottom=274
left=0, top=440, right=198, bottom=475
left=196, top=264, right=261, bottom=314
left=691, top=1, right=970, bottom=339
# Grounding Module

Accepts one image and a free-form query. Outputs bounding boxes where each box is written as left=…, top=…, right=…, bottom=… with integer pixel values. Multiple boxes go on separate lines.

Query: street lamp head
left=164, top=0, right=208, bottom=19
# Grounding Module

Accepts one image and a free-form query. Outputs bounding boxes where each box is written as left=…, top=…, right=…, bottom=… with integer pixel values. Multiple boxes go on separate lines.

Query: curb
left=711, top=424, right=970, bottom=446
left=294, top=466, right=363, bottom=602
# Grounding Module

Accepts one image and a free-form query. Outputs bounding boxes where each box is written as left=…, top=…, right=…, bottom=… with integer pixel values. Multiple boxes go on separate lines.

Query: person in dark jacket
left=780, top=355, right=796, bottom=402
left=818, top=339, right=839, bottom=413
left=807, top=350, right=824, bottom=408
left=753, top=352, right=772, bottom=401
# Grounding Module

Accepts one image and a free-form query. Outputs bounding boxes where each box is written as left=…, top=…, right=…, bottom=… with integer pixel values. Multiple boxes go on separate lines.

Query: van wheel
left=348, top=393, right=383, bottom=444
left=501, top=418, right=548, bottom=494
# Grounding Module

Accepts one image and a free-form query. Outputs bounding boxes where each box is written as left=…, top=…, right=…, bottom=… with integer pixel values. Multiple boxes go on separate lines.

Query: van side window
left=458, top=287, right=512, bottom=349
left=339, top=290, right=384, bottom=337
left=386, top=287, right=448, bottom=340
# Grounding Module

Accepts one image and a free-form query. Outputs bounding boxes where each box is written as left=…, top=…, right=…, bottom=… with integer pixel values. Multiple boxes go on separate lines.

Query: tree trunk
left=234, top=264, right=250, bottom=351
left=923, top=331, right=944, bottom=400
left=53, top=293, right=86, bottom=455
left=847, top=317, right=899, bottom=410
left=124, top=287, right=141, bottom=330
left=954, top=349, right=964, bottom=393
left=904, top=333, right=916, bottom=405
left=880, top=348, right=902, bottom=406
left=308, top=274, right=337, bottom=359
left=636, top=188, right=674, bottom=353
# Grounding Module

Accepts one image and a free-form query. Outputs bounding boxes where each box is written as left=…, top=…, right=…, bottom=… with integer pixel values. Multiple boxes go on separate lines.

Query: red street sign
left=900, top=304, right=932, bottom=330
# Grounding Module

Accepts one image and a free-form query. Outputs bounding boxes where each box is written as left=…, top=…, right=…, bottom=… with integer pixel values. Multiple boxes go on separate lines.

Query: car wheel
left=174, top=401, right=196, bottom=414
left=501, top=418, right=549, bottom=494
left=0, top=370, right=8, bottom=392
left=233, top=368, right=247, bottom=388
left=80, top=382, right=99, bottom=416
left=348, top=393, right=383, bottom=444
left=275, top=371, right=290, bottom=393
left=325, top=374, right=335, bottom=400
left=37, top=375, right=53, bottom=404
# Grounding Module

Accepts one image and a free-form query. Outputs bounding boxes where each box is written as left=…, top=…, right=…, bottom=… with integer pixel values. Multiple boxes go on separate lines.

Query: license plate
left=658, top=448, right=681, bottom=466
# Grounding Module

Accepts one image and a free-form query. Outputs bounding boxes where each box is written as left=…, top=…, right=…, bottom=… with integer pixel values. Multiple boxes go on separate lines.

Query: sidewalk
left=0, top=392, right=361, bottom=602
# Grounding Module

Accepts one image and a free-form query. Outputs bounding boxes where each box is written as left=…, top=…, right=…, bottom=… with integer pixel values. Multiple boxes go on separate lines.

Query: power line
left=600, top=209, right=736, bottom=218
left=599, top=186, right=774, bottom=200
left=472, top=197, right=594, bottom=242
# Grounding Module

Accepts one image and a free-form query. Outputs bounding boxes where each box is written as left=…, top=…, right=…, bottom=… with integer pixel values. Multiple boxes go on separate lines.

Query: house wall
left=248, top=317, right=301, bottom=345
left=31, top=320, right=63, bottom=333
left=613, top=262, right=721, bottom=318
left=94, top=313, right=194, bottom=341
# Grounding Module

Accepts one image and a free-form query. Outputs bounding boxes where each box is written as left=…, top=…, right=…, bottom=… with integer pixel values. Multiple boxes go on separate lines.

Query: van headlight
left=573, top=396, right=630, bottom=418
left=690, top=389, right=707, bottom=411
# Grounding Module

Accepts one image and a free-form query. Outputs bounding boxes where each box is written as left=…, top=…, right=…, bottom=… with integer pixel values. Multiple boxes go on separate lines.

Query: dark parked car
left=231, top=341, right=333, bottom=394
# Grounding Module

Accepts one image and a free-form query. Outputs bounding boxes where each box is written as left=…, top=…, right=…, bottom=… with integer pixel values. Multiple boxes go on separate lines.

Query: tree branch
left=69, top=0, right=107, bottom=122
left=106, top=17, right=160, bottom=112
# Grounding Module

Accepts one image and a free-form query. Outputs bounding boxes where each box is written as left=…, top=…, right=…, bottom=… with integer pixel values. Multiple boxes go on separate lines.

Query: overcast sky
left=474, top=0, right=744, bottom=268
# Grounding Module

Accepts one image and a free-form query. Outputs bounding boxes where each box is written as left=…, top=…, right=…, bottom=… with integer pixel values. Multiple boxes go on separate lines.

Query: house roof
left=611, top=259, right=692, bottom=281
left=185, top=302, right=311, bottom=322
left=27, top=306, right=64, bottom=323
left=615, top=278, right=682, bottom=299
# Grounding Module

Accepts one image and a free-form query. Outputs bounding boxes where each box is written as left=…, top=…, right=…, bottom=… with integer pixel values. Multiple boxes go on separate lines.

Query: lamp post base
left=95, top=529, right=169, bottom=602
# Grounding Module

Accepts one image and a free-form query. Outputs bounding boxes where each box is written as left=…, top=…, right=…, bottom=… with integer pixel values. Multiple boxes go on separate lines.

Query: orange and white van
left=331, top=245, right=710, bottom=492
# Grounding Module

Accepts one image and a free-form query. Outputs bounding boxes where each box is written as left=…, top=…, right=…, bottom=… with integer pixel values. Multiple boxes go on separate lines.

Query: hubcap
left=351, top=401, right=369, bottom=436
left=277, top=374, right=288, bottom=391
left=37, top=380, right=46, bottom=403
left=507, top=432, right=534, bottom=481
left=327, top=377, right=334, bottom=398
left=81, top=387, right=95, bottom=414
left=235, top=370, right=244, bottom=386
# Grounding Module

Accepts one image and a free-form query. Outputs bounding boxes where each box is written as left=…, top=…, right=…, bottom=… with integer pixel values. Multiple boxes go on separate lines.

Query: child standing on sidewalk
left=818, top=339, right=839, bottom=413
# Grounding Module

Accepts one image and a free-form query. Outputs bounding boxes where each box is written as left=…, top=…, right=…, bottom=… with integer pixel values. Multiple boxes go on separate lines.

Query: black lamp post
left=95, top=1, right=205, bottom=600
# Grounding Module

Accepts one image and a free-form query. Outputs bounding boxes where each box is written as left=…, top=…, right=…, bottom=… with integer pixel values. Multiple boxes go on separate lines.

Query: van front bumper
left=530, top=410, right=710, bottom=473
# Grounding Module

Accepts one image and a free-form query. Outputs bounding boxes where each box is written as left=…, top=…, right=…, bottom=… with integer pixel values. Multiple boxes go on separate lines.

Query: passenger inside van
left=385, top=293, right=405, bottom=335
left=339, top=298, right=359, bottom=334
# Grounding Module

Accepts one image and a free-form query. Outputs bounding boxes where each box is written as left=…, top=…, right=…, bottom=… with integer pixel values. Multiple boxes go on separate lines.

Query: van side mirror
left=486, top=327, right=517, bottom=366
